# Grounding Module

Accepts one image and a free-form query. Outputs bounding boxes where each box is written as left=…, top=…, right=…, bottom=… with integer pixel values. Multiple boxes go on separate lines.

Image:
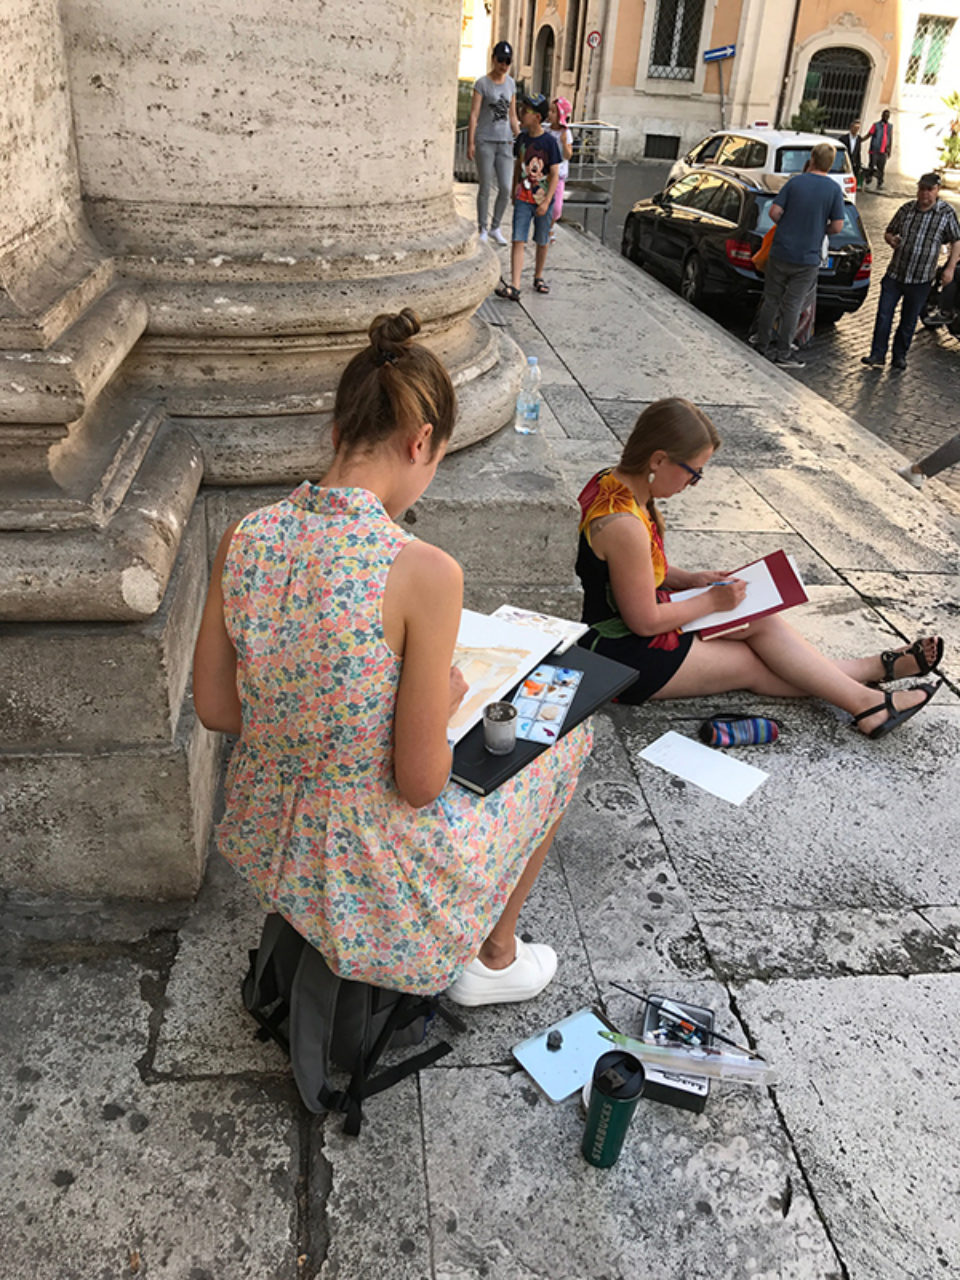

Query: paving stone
left=697, top=907, right=960, bottom=982
left=0, top=958, right=299, bottom=1280
left=617, top=701, right=960, bottom=913
left=154, top=851, right=286, bottom=1077
left=542, top=384, right=616, bottom=440
left=558, top=711, right=712, bottom=987
left=737, top=974, right=960, bottom=1279
left=421, top=1060, right=839, bottom=1280
left=918, top=907, right=960, bottom=952
left=746, top=467, right=960, bottom=573
left=665, top=531, right=843, bottom=585
left=318, top=1076, right=430, bottom=1280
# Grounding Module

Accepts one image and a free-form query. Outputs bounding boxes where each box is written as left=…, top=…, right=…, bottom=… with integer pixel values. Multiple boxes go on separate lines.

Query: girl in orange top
left=575, top=397, right=941, bottom=738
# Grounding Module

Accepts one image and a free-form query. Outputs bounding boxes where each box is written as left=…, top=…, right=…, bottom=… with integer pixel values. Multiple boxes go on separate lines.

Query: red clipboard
left=699, top=550, right=808, bottom=640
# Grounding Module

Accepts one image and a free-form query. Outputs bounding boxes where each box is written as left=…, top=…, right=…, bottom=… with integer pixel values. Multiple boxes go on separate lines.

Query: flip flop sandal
left=851, top=681, right=939, bottom=740
left=495, top=281, right=521, bottom=302
left=872, top=636, right=944, bottom=686
left=533, top=277, right=550, bottom=294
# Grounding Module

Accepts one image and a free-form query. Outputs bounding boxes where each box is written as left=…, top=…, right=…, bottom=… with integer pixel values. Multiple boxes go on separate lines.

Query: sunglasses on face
left=672, top=459, right=704, bottom=486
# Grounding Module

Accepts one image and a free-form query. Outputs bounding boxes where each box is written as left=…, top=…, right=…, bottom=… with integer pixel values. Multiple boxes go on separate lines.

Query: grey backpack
left=242, top=914, right=464, bottom=1135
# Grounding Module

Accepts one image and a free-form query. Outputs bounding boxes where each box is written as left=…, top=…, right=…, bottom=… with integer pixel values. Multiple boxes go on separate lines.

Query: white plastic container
left=514, top=356, right=542, bottom=434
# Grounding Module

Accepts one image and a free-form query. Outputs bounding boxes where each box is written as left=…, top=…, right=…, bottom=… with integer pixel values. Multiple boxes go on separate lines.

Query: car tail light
left=725, top=238, right=756, bottom=268
left=854, top=251, right=872, bottom=281
left=843, top=175, right=856, bottom=194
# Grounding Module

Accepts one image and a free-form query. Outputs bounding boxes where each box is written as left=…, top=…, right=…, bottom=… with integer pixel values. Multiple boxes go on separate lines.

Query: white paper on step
left=638, top=730, right=768, bottom=805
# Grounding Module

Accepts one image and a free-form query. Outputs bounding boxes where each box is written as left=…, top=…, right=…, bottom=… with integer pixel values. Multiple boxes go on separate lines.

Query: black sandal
left=873, top=636, right=944, bottom=685
left=533, top=277, right=550, bottom=294
left=851, top=682, right=939, bottom=739
left=495, top=281, right=521, bottom=302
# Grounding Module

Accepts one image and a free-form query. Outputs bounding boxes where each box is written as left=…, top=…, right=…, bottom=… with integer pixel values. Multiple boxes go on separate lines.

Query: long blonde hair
left=620, top=398, right=720, bottom=534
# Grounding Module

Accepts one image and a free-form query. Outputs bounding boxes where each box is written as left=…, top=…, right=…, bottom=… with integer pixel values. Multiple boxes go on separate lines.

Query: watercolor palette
left=511, top=664, right=584, bottom=745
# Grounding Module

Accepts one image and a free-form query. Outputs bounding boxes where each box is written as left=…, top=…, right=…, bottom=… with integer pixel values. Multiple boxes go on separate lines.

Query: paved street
left=599, top=161, right=960, bottom=491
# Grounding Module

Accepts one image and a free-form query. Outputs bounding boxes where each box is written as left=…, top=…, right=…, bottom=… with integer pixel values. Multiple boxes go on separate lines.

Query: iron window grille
left=905, top=15, right=956, bottom=85
left=648, top=0, right=707, bottom=81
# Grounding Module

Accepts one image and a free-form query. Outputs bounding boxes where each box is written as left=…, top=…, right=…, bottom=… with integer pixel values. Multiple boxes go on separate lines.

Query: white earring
left=647, top=472, right=655, bottom=485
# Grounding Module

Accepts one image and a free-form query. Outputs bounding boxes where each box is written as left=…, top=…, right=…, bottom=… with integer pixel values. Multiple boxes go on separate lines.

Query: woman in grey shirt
left=467, top=41, right=519, bottom=245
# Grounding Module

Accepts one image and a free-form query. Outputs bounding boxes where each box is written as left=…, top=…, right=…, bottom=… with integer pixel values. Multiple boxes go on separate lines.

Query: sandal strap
left=880, top=637, right=943, bottom=682
left=851, top=689, right=893, bottom=725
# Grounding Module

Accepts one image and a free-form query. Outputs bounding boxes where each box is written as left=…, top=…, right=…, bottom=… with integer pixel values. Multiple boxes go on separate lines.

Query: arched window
left=803, top=47, right=871, bottom=130
left=563, top=0, right=582, bottom=73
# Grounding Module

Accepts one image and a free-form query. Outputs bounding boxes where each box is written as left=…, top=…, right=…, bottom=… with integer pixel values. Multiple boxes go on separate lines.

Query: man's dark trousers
left=756, top=257, right=819, bottom=358
left=868, top=273, right=931, bottom=363
left=868, top=151, right=887, bottom=188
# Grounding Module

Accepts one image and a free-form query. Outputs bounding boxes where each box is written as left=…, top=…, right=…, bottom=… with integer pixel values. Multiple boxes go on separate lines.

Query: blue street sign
left=703, top=44, right=735, bottom=62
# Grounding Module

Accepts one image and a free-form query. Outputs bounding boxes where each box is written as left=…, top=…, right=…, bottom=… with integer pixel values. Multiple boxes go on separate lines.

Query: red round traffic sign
left=586, top=30, right=601, bottom=50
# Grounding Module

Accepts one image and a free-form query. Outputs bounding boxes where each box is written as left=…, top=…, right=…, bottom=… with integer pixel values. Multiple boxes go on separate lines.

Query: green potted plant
left=936, top=90, right=960, bottom=188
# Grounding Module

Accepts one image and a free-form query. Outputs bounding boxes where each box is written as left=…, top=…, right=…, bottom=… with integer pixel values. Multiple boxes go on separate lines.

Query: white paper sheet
left=638, top=730, right=768, bottom=805
left=669, top=558, right=783, bottom=632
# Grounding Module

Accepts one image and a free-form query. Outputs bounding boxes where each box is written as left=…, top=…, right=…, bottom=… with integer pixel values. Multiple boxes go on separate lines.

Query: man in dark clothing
left=861, top=172, right=960, bottom=372
left=838, top=119, right=862, bottom=185
left=755, top=141, right=844, bottom=368
left=864, top=110, right=893, bottom=189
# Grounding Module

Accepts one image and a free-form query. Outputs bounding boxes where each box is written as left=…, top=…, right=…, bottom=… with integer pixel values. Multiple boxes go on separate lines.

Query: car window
left=664, top=174, right=704, bottom=206
left=715, top=135, right=755, bottom=167
left=753, top=194, right=864, bottom=243
left=743, top=141, right=767, bottom=168
left=690, top=134, right=722, bottom=163
left=775, top=146, right=851, bottom=175
left=707, top=180, right=743, bottom=224
left=686, top=174, right=724, bottom=211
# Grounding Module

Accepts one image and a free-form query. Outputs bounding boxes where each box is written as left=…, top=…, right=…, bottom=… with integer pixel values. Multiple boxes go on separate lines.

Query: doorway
left=534, top=26, right=555, bottom=100
left=804, top=47, right=871, bottom=131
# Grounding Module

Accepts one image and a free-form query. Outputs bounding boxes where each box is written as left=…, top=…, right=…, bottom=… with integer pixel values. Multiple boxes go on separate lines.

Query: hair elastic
left=374, top=349, right=399, bottom=367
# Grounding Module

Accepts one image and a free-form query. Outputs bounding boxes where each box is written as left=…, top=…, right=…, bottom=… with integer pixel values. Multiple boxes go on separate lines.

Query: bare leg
left=511, top=240, right=524, bottom=290
left=653, top=615, right=929, bottom=735
left=534, top=242, right=549, bottom=279
left=478, top=817, right=561, bottom=968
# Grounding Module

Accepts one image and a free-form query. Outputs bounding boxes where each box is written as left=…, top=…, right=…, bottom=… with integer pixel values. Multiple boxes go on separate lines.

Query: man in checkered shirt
left=861, top=172, right=960, bottom=372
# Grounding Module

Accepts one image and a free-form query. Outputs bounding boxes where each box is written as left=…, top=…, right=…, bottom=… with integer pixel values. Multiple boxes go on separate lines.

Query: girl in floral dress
left=194, top=309, right=591, bottom=1003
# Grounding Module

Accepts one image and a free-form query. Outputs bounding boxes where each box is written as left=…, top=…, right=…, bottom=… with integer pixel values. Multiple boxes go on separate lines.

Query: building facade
left=491, top=1, right=960, bottom=182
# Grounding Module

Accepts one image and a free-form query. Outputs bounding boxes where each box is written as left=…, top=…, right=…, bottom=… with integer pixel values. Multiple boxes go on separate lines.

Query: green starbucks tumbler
left=581, top=1050, right=645, bottom=1168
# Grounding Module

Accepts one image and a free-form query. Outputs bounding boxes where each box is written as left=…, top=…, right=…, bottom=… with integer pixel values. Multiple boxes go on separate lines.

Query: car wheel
left=680, top=254, right=704, bottom=307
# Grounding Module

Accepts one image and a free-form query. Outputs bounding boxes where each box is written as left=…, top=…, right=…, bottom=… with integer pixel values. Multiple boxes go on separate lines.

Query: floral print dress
left=217, top=483, right=592, bottom=995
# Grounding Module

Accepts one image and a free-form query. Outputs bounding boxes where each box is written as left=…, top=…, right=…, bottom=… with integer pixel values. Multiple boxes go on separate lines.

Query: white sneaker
left=897, top=465, right=925, bottom=490
left=478, top=228, right=488, bottom=243
left=490, top=227, right=508, bottom=246
left=445, top=937, right=558, bottom=1007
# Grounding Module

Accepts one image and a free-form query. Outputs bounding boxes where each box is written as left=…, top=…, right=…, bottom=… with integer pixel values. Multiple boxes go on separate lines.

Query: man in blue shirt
left=755, top=142, right=844, bottom=368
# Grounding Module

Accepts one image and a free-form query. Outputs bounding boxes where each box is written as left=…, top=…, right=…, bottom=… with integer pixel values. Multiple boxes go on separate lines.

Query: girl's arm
left=193, top=524, right=243, bottom=734
left=389, top=540, right=466, bottom=808
left=562, top=128, right=573, bottom=161
left=593, top=517, right=744, bottom=636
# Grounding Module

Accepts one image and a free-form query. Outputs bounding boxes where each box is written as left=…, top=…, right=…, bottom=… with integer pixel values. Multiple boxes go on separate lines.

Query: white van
left=668, top=128, right=858, bottom=203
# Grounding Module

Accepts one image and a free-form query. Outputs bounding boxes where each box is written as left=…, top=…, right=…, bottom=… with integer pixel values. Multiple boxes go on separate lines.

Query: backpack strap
left=340, top=995, right=454, bottom=1137
left=241, top=914, right=306, bottom=1054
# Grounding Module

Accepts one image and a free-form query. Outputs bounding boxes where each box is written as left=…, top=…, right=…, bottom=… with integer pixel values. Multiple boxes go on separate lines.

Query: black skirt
left=577, top=627, right=694, bottom=705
